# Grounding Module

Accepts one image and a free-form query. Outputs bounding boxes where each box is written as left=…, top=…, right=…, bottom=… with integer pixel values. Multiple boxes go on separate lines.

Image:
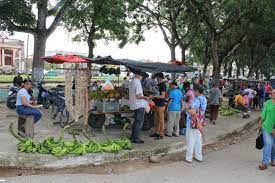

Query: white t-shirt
left=128, top=77, right=148, bottom=110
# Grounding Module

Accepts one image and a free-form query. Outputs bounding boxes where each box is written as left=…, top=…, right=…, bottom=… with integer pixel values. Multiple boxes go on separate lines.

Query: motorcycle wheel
left=51, top=105, right=58, bottom=119
left=42, top=98, right=51, bottom=109
left=6, top=98, right=16, bottom=109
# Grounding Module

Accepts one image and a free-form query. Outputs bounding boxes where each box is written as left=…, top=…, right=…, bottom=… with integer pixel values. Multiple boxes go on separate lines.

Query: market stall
left=42, top=55, right=196, bottom=130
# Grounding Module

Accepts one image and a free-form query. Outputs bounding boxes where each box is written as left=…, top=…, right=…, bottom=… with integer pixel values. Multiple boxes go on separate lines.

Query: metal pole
left=25, top=34, right=29, bottom=73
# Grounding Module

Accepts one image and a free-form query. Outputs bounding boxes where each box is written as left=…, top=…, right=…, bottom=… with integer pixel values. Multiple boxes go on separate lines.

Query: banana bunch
left=51, top=146, right=68, bottom=157
left=18, top=138, right=38, bottom=153
left=85, top=141, right=103, bottom=153
left=113, top=138, right=133, bottom=150
left=9, top=122, right=133, bottom=157
left=70, top=143, right=87, bottom=155
left=220, top=107, right=241, bottom=116
left=101, top=140, right=122, bottom=153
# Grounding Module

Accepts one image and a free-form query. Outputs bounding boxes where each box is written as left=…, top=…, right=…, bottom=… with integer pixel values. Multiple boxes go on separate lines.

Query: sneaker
left=270, top=161, right=275, bottom=167
left=165, top=134, right=172, bottom=137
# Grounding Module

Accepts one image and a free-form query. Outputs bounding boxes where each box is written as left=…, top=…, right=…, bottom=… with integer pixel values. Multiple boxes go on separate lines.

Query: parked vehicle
left=6, top=85, right=20, bottom=109
left=37, top=81, right=51, bottom=109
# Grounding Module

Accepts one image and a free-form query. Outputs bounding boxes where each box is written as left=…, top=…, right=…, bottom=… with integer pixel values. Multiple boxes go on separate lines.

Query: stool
left=18, top=115, right=34, bottom=138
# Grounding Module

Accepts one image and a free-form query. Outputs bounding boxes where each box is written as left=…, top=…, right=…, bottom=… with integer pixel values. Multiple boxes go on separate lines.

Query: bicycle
left=50, top=91, right=70, bottom=127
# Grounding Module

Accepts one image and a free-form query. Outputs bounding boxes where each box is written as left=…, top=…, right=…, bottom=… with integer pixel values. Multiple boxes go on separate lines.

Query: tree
left=0, top=0, right=74, bottom=82
left=190, top=0, right=249, bottom=83
left=63, top=0, right=130, bottom=80
left=128, top=0, right=198, bottom=62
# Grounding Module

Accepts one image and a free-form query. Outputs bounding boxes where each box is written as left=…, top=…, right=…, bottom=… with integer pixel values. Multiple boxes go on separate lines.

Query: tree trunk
left=202, top=60, right=209, bottom=78
left=242, top=68, right=245, bottom=76
left=87, top=30, right=95, bottom=85
left=223, top=62, right=228, bottom=78
left=181, top=47, right=186, bottom=63
left=170, top=44, right=176, bottom=61
left=228, top=61, right=233, bottom=78
left=32, top=33, right=47, bottom=83
left=211, top=36, right=221, bottom=84
left=236, top=64, right=240, bottom=78
left=247, top=66, right=253, bottom=78
left=255, top=70, right=259, bottom=80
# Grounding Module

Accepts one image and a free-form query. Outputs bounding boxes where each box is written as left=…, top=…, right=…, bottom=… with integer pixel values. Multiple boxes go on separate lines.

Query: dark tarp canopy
left=42, top=55, right=197, bottom=73
left=82, top=56, right=196, bottom=73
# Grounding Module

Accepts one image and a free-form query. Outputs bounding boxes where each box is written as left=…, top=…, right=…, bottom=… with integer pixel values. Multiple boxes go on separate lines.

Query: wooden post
left=18, top=116, right=34, bottom=138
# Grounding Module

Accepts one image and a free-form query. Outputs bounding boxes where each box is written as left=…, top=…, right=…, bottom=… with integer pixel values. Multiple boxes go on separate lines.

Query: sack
left=256, top=130, right=264, bottom=150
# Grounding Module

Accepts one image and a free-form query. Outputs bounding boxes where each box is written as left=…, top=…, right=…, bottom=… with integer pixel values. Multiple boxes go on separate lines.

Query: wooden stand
left=18, top=116, right=34, bottom=138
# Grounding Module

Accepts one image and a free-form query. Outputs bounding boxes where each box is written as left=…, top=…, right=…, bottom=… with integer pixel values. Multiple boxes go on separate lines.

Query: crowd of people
left=127, top=71, right=275, bottom=166
left=128, top=71, right=208, bottom=163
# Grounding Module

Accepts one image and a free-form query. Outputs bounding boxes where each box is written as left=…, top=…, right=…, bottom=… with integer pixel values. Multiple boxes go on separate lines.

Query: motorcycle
left=37, top=81, right=51, bottom=109
left=6, top=85, right=20, bottom=109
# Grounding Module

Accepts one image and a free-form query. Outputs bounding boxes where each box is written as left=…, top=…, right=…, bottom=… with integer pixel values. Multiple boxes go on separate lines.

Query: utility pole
left=25, top=34, right=29, bottom=73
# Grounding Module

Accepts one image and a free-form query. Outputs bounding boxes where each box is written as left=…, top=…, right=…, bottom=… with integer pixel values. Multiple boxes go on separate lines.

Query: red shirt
left=265, top=84, right=271, bottom=93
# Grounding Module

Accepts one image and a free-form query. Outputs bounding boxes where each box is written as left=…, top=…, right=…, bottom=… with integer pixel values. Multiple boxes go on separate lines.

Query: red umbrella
left=41, top=55, right=88, bottom=64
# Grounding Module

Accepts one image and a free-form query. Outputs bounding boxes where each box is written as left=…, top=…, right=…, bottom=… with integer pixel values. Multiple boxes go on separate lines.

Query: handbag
left=256, top=129, right=264, bottom=150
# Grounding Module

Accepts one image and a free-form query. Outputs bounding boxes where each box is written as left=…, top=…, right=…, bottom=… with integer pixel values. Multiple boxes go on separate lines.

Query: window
left=4, top=49, right=13, bottom=66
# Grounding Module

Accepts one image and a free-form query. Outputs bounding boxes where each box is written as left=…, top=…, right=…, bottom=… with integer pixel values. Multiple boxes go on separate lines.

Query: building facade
left=0, top=37, right=25, bottom=73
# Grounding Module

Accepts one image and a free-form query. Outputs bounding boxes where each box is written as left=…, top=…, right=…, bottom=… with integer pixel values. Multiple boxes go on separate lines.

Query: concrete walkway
left=0, top=103, right=260, bottom=169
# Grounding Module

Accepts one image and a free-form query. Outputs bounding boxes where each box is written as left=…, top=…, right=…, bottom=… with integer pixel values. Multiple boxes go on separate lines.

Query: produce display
left=9, top=123, right=133, bottom=157
left=220, top=107, right=241, bottom=116
left=89, top=87, right=128, bottom=100
left=99, top=66, right=120, bottom=75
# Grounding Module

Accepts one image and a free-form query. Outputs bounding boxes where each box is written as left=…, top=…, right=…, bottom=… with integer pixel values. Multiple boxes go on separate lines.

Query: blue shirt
left=186, top=95, right=207, bottom=128
left=16, top=88, right=31, bottom=106
left=168, top=88, right=183, bottom=111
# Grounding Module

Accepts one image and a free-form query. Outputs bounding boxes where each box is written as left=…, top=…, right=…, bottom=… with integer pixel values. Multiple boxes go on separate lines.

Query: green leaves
left=63, top=0, right=130, bottom=52
left=0, top=0, right=36, bottom=32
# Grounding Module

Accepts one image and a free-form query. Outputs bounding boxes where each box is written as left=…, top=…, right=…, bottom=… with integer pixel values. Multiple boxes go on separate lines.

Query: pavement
left=4, top=134, right=274, bottom=183
left=0, top=103, right=260, bottom=169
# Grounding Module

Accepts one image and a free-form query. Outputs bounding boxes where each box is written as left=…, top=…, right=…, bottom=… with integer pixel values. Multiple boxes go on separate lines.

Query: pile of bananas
left=220, top=107, right=241, bottom=116
left=9, top=123, right=133, bottom=157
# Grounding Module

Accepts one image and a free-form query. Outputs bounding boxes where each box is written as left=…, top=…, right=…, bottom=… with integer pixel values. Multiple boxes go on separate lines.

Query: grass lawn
left=0, top=74, right=123, bottom=83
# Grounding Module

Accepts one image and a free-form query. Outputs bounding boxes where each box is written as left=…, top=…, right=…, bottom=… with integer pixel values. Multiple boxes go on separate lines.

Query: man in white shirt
left=244, top=85, right=257, bottom=108
left=129, top=70, right=149, bottom=144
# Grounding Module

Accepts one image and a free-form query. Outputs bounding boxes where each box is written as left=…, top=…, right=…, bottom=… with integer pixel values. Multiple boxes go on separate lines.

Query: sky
left=10, top=27, right=182, bottom=62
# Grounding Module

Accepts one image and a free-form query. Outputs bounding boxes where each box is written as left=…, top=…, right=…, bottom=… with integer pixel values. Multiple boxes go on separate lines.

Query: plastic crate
left=96, top=101, right=120, bottom=112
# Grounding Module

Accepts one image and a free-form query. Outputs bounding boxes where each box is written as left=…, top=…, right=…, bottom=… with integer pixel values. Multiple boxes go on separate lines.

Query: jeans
left=259, top=97, right=265, bottom=110
left=262, top=128, right=275, bottom=165
left=131, top=108, right=145, bottom=141
left=16, top=105, right=42, bottom=123
left=186, top=128, right=202, bottom=162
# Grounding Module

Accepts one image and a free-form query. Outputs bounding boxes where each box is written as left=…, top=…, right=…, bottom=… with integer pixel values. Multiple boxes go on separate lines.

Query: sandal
left=258, top=163, right=268, bottom=170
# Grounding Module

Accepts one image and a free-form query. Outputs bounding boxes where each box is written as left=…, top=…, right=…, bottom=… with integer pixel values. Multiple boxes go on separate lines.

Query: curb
left=0, top=117, right=259, bottom=169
